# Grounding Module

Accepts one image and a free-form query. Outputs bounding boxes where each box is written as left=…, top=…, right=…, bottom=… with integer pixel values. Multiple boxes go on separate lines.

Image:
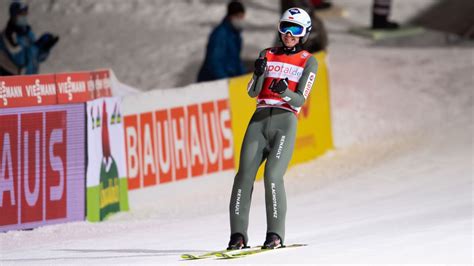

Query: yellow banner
left=228, top=51, right=333, bottom=180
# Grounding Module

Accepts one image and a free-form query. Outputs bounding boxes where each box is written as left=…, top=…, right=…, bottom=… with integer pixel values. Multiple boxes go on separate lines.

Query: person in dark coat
left=197, top=1, right=246, bottom=82
left=372, top=0, right=399, bottom=29
left=0, top=1, right=59, bottom=76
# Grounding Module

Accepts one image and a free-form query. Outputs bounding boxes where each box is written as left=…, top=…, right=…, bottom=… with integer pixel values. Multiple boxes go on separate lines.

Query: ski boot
left=262, top=232, right=283, bottom=249
left=227, top=233, right=248, bottom=250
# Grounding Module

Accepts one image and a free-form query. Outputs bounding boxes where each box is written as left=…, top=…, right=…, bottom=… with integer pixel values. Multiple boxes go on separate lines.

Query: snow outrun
left=0, top=0, right=473, bottom=264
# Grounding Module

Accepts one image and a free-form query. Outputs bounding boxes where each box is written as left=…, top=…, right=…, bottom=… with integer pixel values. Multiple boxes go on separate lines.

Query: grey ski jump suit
left=229, top=46, right=318, bottom=245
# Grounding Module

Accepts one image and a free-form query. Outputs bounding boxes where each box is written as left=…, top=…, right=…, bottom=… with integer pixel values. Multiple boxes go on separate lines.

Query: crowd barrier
left=0, top=70, right=128, bottom=232
left=122, top=80, right=235, bottom=189
left=0, top=51, right=332, bottom=232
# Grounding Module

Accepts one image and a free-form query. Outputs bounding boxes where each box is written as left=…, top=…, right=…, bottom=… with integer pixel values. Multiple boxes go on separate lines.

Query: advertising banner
left=56, top=71, right=96, bottom=104
left=0, top=74, right=57, bottom=108
left=122, top=80, right=234, bottom=190
left=86, top=97, right=128, bottom=221
left=0, top=69, right=114, bottom=109
left=228, top=51, right=333, bottom=180
left=0, top=104, right=86, bottom=232
left=93, top=69, right=113, bottom=99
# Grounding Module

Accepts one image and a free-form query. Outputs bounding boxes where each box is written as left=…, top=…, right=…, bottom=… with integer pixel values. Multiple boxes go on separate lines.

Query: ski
left=215, top=244, right=307, bottom=259
left=181, top=249, right=229, bottom=260
left=180, top=246, right=261, bottom=260
left=181, top=244, right=307, bottom=260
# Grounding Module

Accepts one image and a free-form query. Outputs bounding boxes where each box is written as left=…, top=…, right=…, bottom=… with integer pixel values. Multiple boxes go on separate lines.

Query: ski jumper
left=229, top=46, right=318, bottom=245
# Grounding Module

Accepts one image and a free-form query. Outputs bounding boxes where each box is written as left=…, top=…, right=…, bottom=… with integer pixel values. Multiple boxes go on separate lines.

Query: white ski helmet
left=278, top=7, right=312, bottom=44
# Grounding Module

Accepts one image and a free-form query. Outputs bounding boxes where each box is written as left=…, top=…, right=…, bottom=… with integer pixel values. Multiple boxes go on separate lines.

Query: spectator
left=0, top=1, right=59, bottom=76
left=372, top=0, right=399, bottom=29
left=310, top=0, right=332, bottom=10
left=197, top=1, right=246, bottom=82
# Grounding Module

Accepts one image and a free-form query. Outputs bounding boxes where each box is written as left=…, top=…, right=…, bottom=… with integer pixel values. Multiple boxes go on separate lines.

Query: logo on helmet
left=288, top=9, right=301, bottom=15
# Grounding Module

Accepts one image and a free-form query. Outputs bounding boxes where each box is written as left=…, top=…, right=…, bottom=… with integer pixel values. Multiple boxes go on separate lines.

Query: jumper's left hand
left=269, top=78, right=288, bottom=94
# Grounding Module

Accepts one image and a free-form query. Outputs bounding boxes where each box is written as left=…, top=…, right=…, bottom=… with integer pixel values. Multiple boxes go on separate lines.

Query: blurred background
left=1, top=0, right=472, bottom=90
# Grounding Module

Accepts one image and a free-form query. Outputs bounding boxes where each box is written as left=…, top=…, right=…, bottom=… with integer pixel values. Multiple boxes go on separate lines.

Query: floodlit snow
left=0, top=0, right=472, bottom=264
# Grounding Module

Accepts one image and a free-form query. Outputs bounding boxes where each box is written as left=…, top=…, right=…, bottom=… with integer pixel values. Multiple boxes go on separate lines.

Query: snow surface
left=1, top=0, right=473, bottom=264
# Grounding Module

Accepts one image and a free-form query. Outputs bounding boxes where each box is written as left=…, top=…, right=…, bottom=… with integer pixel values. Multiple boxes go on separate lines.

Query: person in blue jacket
left=197, top=1, right=246, bottom=82
left=0, top=2, right=59, bottom=76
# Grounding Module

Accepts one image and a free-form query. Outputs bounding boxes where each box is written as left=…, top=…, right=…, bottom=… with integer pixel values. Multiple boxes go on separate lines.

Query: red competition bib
left=257, top=48, right=312, bottom=114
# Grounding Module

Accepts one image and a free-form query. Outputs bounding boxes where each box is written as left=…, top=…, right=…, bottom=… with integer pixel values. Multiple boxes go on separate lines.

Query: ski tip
left=285, top=243, right=308, bottom=247
left=180, top=254, right=197, bottom=260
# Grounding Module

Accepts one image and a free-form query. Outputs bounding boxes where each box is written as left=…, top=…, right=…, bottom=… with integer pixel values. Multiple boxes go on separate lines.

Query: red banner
left=56, top=72, right=95, bottom=104
left=93, top=69, right=112, bottom=99
left=0, top=74, right=57, bottom=108
left=0, top=70, right=114, bottom=108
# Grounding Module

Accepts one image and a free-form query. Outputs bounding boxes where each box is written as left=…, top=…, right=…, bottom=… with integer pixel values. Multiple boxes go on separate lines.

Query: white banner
left=121, top=80, right=235, bottom=190
left=86, top=97, right=128, bottom=221
left=87, top=97, right=127, bottom=186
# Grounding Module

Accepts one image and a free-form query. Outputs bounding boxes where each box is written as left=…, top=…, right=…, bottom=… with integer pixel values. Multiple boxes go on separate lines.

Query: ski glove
left=35, top=33, right=59, bottom=51
left=269, top=78, right=289, bottom=94
left=254, top=57, right=267, bottom=77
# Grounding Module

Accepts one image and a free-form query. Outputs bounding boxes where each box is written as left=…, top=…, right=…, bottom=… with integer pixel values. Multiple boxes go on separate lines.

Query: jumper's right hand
left=254, top=57, right=267, bottom=77
left=36, top=33, right=60, bottom=51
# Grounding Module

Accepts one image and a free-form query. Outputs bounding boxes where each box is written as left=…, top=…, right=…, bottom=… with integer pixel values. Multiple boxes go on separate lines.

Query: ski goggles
left=278, top=21, right=305, bottom=37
